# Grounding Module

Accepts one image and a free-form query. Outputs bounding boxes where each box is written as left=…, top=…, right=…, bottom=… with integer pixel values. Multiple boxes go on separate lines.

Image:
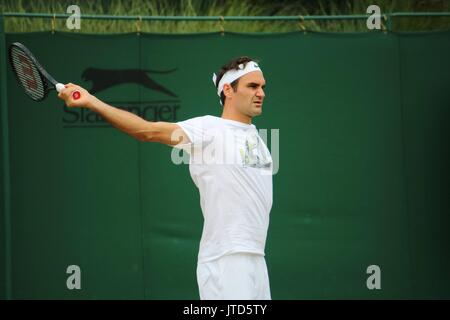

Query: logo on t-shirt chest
left=238, top=134, right=272, bottom=169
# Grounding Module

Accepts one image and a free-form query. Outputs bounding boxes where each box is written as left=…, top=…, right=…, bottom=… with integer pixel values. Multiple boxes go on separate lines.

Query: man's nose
left=256, top=88, right=265, bottom=98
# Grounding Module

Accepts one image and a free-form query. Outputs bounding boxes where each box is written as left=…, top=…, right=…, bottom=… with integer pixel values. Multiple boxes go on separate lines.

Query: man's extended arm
left=58, top=83, right=188, bottom=145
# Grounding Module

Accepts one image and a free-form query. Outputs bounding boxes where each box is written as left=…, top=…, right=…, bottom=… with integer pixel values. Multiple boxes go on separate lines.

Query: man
left=58, top=56, right=273, bottom=300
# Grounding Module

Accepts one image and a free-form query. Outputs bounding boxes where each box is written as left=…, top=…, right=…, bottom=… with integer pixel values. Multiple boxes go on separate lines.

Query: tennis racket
left=8, top=42, right=80, bottom=102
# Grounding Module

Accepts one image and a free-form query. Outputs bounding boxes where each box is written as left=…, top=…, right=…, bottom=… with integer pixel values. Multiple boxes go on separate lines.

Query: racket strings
left=10, top=46, right=45, bottom=101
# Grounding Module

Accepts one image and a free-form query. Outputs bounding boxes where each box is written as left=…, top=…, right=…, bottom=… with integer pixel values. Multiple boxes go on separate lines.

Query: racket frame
left=9, top=42, right=60, bottom=102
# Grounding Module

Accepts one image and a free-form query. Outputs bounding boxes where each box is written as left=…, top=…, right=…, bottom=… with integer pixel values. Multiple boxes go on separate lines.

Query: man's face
left=226, top=71, right=266, bottom=118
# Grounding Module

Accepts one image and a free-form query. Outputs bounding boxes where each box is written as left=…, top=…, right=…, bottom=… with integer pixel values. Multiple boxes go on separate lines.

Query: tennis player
left=58, top=56, right=273, bottom=300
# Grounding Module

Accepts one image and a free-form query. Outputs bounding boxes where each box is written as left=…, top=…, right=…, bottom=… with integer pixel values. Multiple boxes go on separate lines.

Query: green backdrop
left=1, top=29, right=449, bottom=299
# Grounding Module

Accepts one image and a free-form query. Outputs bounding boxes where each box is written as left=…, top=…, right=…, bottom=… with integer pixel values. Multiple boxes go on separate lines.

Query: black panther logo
left=82, top=67, right=178, bottom=98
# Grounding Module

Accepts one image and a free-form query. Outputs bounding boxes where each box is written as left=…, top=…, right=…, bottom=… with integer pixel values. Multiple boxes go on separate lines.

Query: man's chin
left=251, top=108, right=263, bottom=117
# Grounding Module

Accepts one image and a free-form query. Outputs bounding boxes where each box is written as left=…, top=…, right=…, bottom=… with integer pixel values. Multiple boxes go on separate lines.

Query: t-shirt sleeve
left=174, top=116, right=208, bottom=153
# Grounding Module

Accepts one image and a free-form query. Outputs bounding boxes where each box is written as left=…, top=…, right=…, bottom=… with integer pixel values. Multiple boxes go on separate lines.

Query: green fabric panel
left=263, top=32, right=411, bottom=299
left=5, top=33, right=144, bottom=299
left=398, top=30, right=450, bottom=299
left=2, top=30, right=449, bottom=299
left=0, top=15, right=8, bottom=300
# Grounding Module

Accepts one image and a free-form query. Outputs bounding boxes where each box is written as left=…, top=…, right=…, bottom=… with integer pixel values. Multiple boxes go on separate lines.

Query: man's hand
left=58, top=83, right=95, bottom=109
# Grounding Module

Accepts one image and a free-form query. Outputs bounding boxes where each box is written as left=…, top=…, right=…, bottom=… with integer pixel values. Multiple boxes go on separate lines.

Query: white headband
left=212, top=61, right=262, bottom=99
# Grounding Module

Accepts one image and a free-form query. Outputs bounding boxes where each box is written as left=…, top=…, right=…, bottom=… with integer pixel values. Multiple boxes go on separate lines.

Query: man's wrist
left=86, top=95, right=100, bottom=111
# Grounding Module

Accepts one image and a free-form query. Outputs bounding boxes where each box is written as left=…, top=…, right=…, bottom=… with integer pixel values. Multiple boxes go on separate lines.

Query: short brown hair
left=214, top=56, right=259, bottom=106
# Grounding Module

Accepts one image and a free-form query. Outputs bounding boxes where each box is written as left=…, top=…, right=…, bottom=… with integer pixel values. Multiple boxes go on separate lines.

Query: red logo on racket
left=18, top=53, right=38, bottom=90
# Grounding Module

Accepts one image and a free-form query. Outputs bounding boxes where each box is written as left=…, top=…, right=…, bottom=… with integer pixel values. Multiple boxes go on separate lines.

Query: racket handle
left=55, top=83, right=81, bottom=100
left=55, top=83, right=65, bottom=92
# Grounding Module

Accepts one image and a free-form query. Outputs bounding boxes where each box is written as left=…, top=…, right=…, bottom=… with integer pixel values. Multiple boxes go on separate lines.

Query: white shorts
left=196, top=252, right=271, bottom=300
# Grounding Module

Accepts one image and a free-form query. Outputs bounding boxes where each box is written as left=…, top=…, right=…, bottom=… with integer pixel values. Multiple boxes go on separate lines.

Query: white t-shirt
left=175, top=115, right=273, bottom=263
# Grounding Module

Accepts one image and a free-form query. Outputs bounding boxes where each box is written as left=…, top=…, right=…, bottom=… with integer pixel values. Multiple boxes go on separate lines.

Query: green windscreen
left=1, top=30, right=449, bottom=299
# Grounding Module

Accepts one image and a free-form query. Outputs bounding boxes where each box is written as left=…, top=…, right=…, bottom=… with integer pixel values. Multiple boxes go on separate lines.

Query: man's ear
left=223, top=83, right=233, bottom=99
